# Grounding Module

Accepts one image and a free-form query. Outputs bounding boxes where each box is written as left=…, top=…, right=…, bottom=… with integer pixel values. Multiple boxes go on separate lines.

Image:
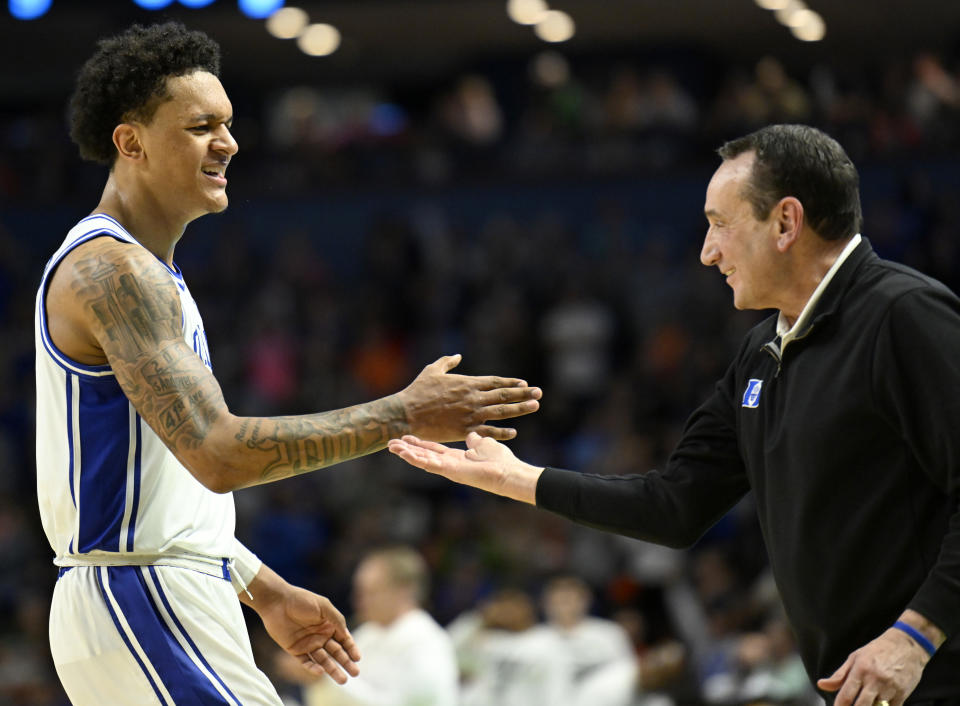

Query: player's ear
left=113, top=123, right=144, bottom=163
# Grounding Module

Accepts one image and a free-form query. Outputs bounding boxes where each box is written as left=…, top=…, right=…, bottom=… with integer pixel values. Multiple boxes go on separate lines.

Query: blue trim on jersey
left=76, top=376, right=131, bottom=553
left=38, top=227, right=129, bottom=377
left=95, top=567, right=168, bottom=704
left=66, top=374, right=76, bottom=507
left=83, top=213, right=186, bottom=280
left=148, top=566, right=242, bottom=705
left=125, top=415, right=143, bottom=552
left=66, top=374, right=76, bottom=555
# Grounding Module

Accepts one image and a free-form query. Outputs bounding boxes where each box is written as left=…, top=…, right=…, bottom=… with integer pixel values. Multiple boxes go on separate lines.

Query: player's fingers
left=299, top=654, right=327, bottom=678
left=470, top=425, right=518, bottom=440
left=309, top=649, right=350, bottom=684
left=324, top=637, right=361, bottom=677
left=430, top=353, right=462, bottom=373
left=476, top=399, right=540, bottom=421
left=288, top=631, right=334, bottom=656
left=476, top=387, right=542, bottom=406
left=338, top=632, right=362, bottom=663
left=469, top=375, right=529, bottom=389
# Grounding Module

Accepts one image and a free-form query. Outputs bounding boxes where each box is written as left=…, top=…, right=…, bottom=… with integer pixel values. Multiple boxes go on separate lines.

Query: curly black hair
left=69, top=22, right=221, bottom=165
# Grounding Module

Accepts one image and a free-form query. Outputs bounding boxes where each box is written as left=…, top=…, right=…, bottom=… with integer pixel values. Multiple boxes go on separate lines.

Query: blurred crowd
left=2, top=43, right=960, bottom=705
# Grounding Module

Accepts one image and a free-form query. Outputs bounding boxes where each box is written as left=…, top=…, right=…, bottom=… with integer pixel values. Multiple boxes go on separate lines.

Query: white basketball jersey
left=35, top=214, right=236, bottom=576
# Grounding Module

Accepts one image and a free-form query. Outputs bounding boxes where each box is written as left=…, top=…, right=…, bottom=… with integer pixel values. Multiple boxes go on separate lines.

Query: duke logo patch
left=742, top=379, right=763, bottom=408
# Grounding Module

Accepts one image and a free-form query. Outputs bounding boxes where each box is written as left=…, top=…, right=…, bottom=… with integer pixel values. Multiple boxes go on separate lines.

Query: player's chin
left=205, top=192, right=230, bottom=213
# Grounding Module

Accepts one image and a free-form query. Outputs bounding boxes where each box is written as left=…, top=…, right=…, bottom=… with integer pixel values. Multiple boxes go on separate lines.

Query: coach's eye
left=188, top=126, right=210, bottom=134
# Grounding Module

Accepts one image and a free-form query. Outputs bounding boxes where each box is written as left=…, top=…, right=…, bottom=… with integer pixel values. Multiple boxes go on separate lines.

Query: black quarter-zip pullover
left=537, top=239, right=960, bottom=699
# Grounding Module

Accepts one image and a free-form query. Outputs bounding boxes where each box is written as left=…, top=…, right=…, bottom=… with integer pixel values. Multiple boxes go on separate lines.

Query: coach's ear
left=773, top=196, right=803, bottom=252
left=113, top=123, right=144, bottom=163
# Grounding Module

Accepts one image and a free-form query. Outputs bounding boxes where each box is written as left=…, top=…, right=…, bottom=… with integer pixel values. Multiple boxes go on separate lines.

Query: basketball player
left=390, top=125, right=960, bottom=705
left=36, top=22, right=540, bottom=705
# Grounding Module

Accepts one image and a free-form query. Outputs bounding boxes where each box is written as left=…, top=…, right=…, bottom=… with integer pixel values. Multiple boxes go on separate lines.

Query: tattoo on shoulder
left=69, top=244, right=223, bottom=452
left=71, top=250, right=181, bottom=360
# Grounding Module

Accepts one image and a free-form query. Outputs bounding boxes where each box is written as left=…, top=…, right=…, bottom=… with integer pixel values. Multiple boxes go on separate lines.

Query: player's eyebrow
left=189, top=113, right=233, bottom=124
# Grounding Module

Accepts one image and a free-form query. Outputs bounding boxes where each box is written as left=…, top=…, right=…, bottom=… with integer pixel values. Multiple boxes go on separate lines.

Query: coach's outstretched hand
left=395, top=355, right=541, bottom=443
left=241, top=565, right=361, bottom=684
left=388, top=431, right=545, bottom=504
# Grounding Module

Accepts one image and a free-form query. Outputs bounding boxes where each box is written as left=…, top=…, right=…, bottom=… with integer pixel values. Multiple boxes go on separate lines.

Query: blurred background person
left=302, top=546, right=458, bottom=706
left=449, top=587, right=573, bottom=706
left=535, top=575, right=638, bottom=706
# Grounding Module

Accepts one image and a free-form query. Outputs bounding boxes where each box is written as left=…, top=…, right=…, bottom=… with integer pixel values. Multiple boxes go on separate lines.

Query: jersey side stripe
left=105, top=566, right=232, bottom=704
left=145, top=566, right=242, bottom=706
left=69, top=374, right=81, bottom=554
left=95, top=567, right=175, bottom=705
left=76, top=376, right=131, bottom=553
left=119, top=405, right=142, bottom=553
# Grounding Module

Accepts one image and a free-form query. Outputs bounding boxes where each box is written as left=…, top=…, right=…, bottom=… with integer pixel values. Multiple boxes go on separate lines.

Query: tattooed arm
left=46, top=236, right=540, bottom=492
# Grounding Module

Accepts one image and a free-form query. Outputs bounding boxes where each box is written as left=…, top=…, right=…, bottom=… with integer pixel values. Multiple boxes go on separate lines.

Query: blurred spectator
left=449, top=588, right=574, bottom=706
left=534, top=575, right=638, bottom=706
left=302, top=546, right=458, bottom=706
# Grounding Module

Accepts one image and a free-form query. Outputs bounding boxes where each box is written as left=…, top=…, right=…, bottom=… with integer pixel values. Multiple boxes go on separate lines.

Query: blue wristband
left=893, top=620, right=937, bottom=657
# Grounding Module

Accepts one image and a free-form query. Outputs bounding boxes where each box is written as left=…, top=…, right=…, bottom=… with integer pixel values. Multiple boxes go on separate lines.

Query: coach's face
left=128, top=70, right=239, bottom=224
left=701, top=151, right=781, bottom=311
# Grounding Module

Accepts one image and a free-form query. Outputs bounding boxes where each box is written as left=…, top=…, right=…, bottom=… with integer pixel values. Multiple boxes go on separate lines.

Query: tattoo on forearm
left=237, top=397, right=410, bottom=482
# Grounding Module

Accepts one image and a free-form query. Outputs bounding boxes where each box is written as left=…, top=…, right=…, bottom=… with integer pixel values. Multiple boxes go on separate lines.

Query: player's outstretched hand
left=250, top=568, right=361, bottom=684
left=388, top=431, right=543, bottom=504
left=396, top=355, right=541, bottom=442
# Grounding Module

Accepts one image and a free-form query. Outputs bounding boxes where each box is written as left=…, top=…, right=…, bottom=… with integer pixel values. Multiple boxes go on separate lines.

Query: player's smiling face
left=134, top=70, right=238, bottom=223
left=701, top=151, right=780, bottom=311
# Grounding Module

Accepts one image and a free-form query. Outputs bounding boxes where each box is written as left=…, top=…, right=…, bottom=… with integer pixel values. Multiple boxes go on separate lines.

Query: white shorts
left=49, top=564, right=283, bottom=705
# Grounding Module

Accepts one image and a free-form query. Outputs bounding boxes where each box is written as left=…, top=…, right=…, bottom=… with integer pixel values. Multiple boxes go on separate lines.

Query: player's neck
left=93, top=172, right=185, bottom=266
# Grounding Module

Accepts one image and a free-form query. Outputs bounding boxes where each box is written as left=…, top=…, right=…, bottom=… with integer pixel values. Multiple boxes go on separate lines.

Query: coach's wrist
left=894, top=609, right=945, bottom=656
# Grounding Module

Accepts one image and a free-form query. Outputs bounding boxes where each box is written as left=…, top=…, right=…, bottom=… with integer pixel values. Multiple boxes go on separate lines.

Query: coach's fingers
left=398, top=436, right=455, bottom=453
left=818, top=655, right=853, bottom=693
left=388, top=442, right=438, bottom=471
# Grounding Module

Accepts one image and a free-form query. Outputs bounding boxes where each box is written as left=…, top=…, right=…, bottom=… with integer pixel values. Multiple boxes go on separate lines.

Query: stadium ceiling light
left=774, top=0, right=807, bottom=26
left=238, top=0, right=284, bottom=20
left=9, top=0, right=52, bottom=19
left=507, top=0, right=548, bottom=26
left=754, top=0, right=790, bottom=10
left=266, top=6, right=308, bottom=39
left=179, top=0, right=217, bottom=7
left=297, top=23, right=341, bottom=56
left=791, top=10, right=826, bottom=41
left=534, top=9, right=575, bottom=43
left=132, top=0, right=175, bottom=8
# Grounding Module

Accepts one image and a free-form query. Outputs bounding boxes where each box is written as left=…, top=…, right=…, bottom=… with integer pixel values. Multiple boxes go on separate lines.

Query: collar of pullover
left=775, top=234, right=864, bottom=351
